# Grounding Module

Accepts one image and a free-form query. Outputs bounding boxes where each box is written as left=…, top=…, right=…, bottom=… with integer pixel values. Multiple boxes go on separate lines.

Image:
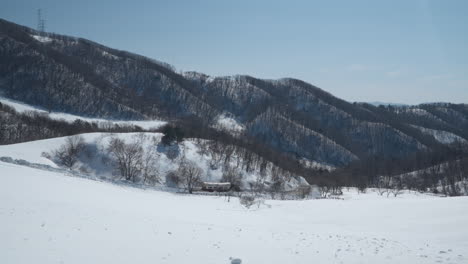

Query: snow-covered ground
left=213, top=113, right=245, bottom=134
left=0, top=132, right=306, bottom=190
left=299, top=158, right=336, bottom=171
left=31, top=34, right=53, bottom=43
left=1, top=162, right=467, bottom=264
left=0, top=97, right=166, bottom=130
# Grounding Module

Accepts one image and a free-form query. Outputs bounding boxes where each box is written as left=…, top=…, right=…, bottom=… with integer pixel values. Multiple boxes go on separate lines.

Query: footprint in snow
left=229, top=257, right=242, bottom=264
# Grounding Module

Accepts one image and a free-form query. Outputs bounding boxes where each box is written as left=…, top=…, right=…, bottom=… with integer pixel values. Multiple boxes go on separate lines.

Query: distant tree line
left=4, top=99, right=468, bottom=196
left=0, top=102, right=148, bottom=145
left=321, top=142, right=468, bottom=196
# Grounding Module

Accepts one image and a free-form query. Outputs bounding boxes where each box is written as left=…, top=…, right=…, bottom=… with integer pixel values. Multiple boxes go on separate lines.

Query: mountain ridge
left=1, top=18, right=468, bottom=170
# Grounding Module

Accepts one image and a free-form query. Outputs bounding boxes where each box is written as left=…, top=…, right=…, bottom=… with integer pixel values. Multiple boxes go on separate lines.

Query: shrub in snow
left=78, top=165, right=89, bottom=174
left=230, top=258, right=242, bottom=264
left=165, top=145, right=180, bottom=161
left=41, top=151, right=51, bottom=159
left=239, top=194, right=256, bottom=208
left=318, top=185, right=330, bottom=198
left=165, top=171, right=180, bottom=188
left=53, top=135, right=85, bottom=169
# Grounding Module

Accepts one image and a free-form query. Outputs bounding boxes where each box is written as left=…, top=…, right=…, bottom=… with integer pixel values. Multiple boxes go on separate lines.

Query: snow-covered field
left=1, top=161, right=467, bottom=264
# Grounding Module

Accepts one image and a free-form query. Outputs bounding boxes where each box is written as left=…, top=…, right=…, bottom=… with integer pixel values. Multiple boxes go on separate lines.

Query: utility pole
left=37, top=9, right=46, bottom=33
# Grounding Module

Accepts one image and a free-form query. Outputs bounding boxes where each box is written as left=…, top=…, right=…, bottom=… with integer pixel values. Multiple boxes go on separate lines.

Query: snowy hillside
left=213, top=113, right=245, bottom=134
left=411, top=125, right=466, bottom=144
left=2, top=18, right=468, bottom=170
left=1, top=162, right=467, bottom=264
left=0, top=97, right=167, bottom=130
left=0, top=133, right=306, bottom=191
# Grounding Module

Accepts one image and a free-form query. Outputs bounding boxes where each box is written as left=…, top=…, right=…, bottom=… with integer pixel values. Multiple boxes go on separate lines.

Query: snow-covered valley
left=1, top=161, right=467, bottom=264
left=1, top=15, right=468, bottom=264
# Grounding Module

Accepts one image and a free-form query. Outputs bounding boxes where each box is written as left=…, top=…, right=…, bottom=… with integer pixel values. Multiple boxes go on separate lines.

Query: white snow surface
left=101, top=50, right=119, bottom=59
left=31, top=34, right=53, bottom=43
left=0, top=133, right=305, bottom=190
left=213, top=113, right=245, bottom=134
left=299, top=158, right=336, bottom=171
left=0, top=97, right=166, bottom=130
left=1, top=162, right=467, bottom=264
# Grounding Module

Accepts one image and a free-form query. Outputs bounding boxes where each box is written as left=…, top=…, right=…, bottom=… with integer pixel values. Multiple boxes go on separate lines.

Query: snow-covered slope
left=30, top=34, right=53, bottom=43
left=3, top=18, right=468, bottom=169
left=1, top=162, right=467, bottom=264
left=0, top=97, right=166, bottom=130
left=411, top=125, right=466, bottom=144
left=213, top=113, right=245, bottom=134
left=0, top=133, right=306, bottom=191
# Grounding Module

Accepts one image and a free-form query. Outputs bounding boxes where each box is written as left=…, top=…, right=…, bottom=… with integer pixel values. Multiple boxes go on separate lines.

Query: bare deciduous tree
left=107, top=137, right=143, bottom=182
left=221, top=165, right=243, bottom=191
left=318, top=185, right=330, bottom=198
left=376, top=176, right=391, bottom=196
left=390, top=177, right=404, bottom=197
left=269, top=167, right=285, bottom=198
left=136, top=135, right=161, bottom=185
left=239, top=193, right=256, bottom=208
left=178, top=159, right=203, bottom=193
left=141, top=148, right=160, bottom=185
left=165, top=170, right=180, bottom=188
left=53, top=135, right=85, bottom=169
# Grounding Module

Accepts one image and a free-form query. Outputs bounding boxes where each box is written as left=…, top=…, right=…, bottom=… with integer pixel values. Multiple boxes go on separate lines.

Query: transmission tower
left=37, top=9, right=46, bottom=33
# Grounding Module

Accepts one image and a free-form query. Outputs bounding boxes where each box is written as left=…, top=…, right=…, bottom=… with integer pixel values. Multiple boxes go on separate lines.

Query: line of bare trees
left=0, top=102, right=150, bottom=145
left=48, top=130, right=315, bottom=199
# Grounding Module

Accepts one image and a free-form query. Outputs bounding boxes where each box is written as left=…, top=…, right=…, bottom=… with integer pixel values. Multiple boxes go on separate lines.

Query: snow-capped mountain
left=1, top=18, right=468, bottom=170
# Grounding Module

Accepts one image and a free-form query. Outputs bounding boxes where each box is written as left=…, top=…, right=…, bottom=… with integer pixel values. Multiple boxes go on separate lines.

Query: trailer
left=201, top=182, right=231, bottom=192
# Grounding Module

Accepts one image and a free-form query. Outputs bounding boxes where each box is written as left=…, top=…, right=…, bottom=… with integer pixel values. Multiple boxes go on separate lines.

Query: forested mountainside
left=1, top=18, right=468, bottom=170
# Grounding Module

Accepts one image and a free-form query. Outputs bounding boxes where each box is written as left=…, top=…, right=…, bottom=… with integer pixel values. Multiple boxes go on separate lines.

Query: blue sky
left=1, top=0, right=467, bottom=104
